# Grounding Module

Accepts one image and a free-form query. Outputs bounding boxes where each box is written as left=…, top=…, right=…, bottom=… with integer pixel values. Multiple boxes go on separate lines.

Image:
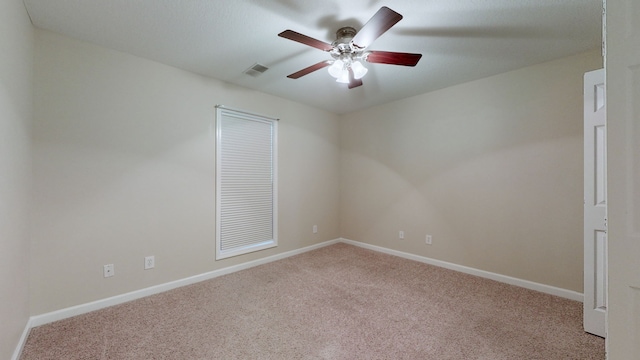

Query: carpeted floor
left=21, top=243, right=604, bottom=359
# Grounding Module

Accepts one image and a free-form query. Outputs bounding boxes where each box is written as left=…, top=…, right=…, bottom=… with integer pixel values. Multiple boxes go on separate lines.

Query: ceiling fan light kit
left=326, top=26, right=368, bottom=83
left=328, top=58, right=368, bottom=82
left=278, top=6, right=422, bottom=89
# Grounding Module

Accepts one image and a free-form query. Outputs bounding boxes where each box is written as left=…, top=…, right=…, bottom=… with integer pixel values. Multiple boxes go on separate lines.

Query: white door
left=606, top=0, right=640, bottom=357
left=584, top=68, right=607, bottom=338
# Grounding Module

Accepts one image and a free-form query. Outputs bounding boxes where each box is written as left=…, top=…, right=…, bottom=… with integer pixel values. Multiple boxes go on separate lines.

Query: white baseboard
left=20, top=236, right=582, bottom=357
left=339, top=238, right=584, bottom=302
left=11, top=318, right=32, bottom=360
left=29, top=239, right=340, bottom=328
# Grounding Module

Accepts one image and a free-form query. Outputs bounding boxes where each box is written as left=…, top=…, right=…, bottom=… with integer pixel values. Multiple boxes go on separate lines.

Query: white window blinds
left=215, top=106, right=278, bottom=260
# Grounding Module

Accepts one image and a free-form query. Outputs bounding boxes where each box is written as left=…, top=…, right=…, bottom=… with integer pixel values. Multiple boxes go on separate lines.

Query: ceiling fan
left=278, top=6, right=422, bottom=89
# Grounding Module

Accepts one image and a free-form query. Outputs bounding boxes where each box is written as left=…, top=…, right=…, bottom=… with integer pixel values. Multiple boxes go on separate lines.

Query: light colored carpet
left=21, top=243, right=604, bottom=359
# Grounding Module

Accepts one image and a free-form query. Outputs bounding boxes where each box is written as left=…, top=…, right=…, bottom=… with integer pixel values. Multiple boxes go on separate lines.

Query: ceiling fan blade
left=278, top=30, right=334, bottom=51
left=365, top=51, right=422, bottom=66
left=352, top=6, right=403, bottom=49
left=287, top=60, right=332, bottom=79
left=348, top=68, right=363, bottom=89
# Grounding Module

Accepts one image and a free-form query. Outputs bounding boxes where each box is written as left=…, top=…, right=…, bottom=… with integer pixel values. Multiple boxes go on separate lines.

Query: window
left=215, top=106, right=278, bottom=260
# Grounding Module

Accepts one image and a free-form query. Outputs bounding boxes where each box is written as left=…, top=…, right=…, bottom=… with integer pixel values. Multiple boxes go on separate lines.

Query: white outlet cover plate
left=145, top=256, right=155, bottom=270
left=103, top=264, right=114, bottom=277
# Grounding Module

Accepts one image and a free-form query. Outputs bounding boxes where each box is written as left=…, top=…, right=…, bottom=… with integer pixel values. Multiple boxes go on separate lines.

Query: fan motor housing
left=332, top=26, right=357, bottom=53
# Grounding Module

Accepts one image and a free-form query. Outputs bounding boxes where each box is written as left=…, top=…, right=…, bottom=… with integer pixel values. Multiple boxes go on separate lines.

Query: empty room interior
left=2, top=0, right=638, bottom=359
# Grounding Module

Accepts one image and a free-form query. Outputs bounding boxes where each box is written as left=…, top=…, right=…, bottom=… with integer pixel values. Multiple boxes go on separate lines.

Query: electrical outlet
left=103, top=264, right=114, bottom=278
left=313, top=225, right=318, bottom=234
left=144, top=256, right=155, bottom=270
left=399, top=230, right=404, bottom=239
left=426, top=234, right=433, bottom=245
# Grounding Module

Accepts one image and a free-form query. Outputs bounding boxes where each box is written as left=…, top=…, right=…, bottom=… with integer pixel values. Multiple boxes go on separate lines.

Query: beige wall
left=31, top=30, right=340, bottom=315
left=340, top=50, right=602, bottom=292
left=0, top=0, right=33, bottom=357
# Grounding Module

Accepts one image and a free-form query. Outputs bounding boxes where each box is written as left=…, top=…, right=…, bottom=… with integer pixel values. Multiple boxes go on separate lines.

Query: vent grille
left=244, top=63, right=269, bottom=77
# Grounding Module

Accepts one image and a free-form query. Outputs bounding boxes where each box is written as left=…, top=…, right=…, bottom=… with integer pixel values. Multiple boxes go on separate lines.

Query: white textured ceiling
left=23, top=0, right=602, bottom=114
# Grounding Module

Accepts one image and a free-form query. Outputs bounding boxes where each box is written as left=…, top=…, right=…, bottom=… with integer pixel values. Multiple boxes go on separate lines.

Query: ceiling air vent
left=244, top=63, right=269, bottom=77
